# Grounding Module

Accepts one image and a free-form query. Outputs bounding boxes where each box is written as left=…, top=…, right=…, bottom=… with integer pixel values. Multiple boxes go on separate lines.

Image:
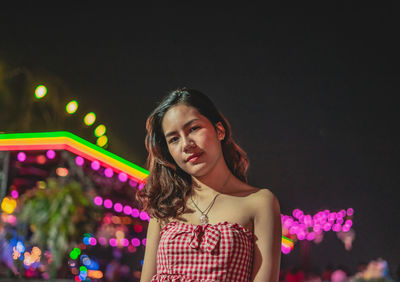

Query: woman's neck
left=191, top=163, right=233, bottom=198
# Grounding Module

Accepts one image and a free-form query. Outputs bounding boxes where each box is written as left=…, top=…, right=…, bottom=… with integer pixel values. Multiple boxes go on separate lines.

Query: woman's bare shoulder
left=244, top=186, right=278, bottom=208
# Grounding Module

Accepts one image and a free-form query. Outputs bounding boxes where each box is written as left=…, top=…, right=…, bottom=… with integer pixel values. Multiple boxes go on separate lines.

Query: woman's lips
left=186, top=152, right=203, bottom=162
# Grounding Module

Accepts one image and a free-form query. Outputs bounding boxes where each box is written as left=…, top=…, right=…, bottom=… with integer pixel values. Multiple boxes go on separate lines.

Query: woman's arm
left=140, top=216, right=161, bottom=282
left=251, top=189, right=282, bottom=282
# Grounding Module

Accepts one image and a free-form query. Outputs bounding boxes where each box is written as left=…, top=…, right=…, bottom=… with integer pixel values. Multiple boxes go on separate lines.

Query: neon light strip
left=0, top=132, right=149, bottom=182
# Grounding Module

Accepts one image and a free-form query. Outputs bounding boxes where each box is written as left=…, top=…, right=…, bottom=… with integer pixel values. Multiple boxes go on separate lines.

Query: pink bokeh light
left=17, top=152, right=26, bottom=162
left=131, top=238, right=140, bottom=247
left=46, top=150, right=56, bottom=159
left=94, top=196, right=103, bottom=206
left=91, top=160, right=100, bottom=170
left=75, top=156, right=84, bottom=166
left=104, top=199, right=113, bottom=209
left=123, top=205, right=132, bottom=215
left=104, top=168, right=114, bottom=178
left=114, top=203, right=123, bottom=213
left=118, top=172, right=128, bottom=182
left=11, top=190, right=19, bottom=199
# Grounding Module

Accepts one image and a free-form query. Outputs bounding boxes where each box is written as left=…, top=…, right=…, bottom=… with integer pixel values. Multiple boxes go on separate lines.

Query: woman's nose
left=182, top=137, right=196, bottom=151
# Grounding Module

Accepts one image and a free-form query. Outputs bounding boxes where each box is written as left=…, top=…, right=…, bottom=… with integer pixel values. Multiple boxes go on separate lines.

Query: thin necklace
left=190, top=173, right=231, bottom=224
left=191, top=193, right=221, bottom=224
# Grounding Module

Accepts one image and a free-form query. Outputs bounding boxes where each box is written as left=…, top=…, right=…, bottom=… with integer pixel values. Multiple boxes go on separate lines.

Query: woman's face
left=161, top=104, right=225, bottom=178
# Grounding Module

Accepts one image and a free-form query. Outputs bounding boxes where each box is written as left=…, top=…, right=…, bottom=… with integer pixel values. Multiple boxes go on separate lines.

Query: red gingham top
left=150, top=221, right=254, bottom=282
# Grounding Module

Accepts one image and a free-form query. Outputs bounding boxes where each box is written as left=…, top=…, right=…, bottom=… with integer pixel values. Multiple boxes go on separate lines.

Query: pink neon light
left=122, top=238, right=129, bottom=247
left=131, top=238, right=140, bottom=247
left=99, top=237, right=107, bottom=246
left=104, top=199, right=113, bottom=209
left=342, top=225, right=351, bottom=232
left=104, top=168, right=113, bottom=178
left=139, top=211, right=149, bottom=221
left=307, top=232, right=316, bottom=241
left=11, top=190, right=19, bottom=199
left=114, top=203, right=123, bottom=213
left=142, top=238, right=147, bottom=246
left=75, top=156, right=84, bottom=166
left=132, top=209, right=140, bottom=218
left=109, top=238, right=117, bottom=247
left=129, top=180, right=138, bottom=187
left=118, top=172, right=128, bottom=182
left=89, top=238, right=97, bottom=246
left=347, top=208, right=354, bottom=216
left=282, top=246, right=291, bottom=254
left=46, top=150, right=56, bottom=159
left=332, top=224, right=342, bottom=232
left=138, top=183, right=145, bottom=190
left=123, top=205, right=132, bottom=215
left=91, top=160, right=100, bottom=170
left=94, top=196, right=103, bottom=206
left=17, top=152, right=26, bottom=162
left=323, top=223, right=332, bottom=232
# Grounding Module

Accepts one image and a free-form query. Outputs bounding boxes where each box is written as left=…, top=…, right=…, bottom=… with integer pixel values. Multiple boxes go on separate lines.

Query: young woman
left=138, top=88, right=282, bottom=282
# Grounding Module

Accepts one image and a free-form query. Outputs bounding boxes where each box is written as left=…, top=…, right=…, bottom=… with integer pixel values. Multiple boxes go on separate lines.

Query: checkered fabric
left=150, top=221, right=254, bottom=282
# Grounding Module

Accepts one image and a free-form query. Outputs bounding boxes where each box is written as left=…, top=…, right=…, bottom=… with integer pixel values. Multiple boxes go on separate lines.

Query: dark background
left=1, top=4, right=399, bottom=275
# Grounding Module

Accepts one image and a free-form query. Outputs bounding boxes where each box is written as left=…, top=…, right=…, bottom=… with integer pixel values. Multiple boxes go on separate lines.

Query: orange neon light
left=0, top=132, right=148, bottom=182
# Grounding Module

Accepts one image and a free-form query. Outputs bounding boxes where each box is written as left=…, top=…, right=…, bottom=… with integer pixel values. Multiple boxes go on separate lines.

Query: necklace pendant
left=199, top=214, right=208, bottom=224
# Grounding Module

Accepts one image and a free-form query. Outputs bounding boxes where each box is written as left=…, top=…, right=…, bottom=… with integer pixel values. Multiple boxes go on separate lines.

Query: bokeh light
left=132, top=208, right=140, bottom=218
left=104, top=168, right=113, bottom=178
left=118, top=172, right=128, bottom=182
left=46, top=150, right=56, bottom=159
left=34, top=85, right=47, bottom=99
left=123, top=205, right=132, bottom=215
left=96, top=135, right=108, bottom=147
left=75, top=156, right=84, bottom=166
left=94, top=196, right=103, bottom=206
left=94, top=124, right=106, bottom=137
left=37, top=181, right=46, bottom=189
left=1, top=197, right=17, bottom=214
left=11, top=190, right=19, bottom=199
left=91, top=160, right=100, bottom=170
left=114, top=203, right=123, bottom=213
left=104, top=199, right=113, bottom=209
left=56, top=167, right=69, bottom=177
left=66, top=100, right=79, bottom=114
left=36, top=155, right=46, bottom=164
left=17, top=152, right=26, bottom=162
left=84, top=112, right=96, bottom=126
left=131, top=238, right=140, bottom=247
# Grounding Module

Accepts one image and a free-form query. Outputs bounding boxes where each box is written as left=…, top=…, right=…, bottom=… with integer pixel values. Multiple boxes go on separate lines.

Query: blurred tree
left=16, top=176, right=101, bottom=278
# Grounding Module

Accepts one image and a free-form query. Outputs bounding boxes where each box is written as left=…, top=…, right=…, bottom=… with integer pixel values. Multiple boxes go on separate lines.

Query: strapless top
left=151, top=221, right=254, bottom=282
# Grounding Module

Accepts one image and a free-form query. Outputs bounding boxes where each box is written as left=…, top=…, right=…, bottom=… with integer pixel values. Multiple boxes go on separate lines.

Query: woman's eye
left=168, top=137, right=178, bottom=144
left=190, top=126, right=200, bottom=132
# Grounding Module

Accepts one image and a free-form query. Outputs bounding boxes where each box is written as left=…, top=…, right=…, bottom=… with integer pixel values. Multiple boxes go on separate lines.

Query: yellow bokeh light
left=66, top=100, right=78, bottom=114
left=1, top=197, right=17, bottom=214
left=37, top=181, right=46, bottom=189
left=34, top=85, right=47, bottom=99
left=94, top=124, right=106, bottom=137
left=116, top=230, right=125, bottom=239
left=84, top=112, right=96, bottom=126
left=96, top=135, right=108, bottom=147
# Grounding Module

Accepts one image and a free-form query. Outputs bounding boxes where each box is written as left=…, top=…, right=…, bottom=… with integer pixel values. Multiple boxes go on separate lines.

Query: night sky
left=1, top=5, right=399, bottom=274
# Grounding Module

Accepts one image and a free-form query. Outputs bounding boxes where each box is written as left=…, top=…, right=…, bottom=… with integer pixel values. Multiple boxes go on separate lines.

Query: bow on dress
left=189, top=224, right=221, bottom=253
left=173, top=224, right=221, bottom=253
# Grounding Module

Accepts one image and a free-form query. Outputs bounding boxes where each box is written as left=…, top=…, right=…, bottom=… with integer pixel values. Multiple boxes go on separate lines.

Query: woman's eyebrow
left=164, top=119, right=199, bottom=138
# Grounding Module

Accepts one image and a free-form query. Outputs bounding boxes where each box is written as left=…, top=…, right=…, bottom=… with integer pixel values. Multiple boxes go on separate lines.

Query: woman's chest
left=178, top=195, right=255, bottom=233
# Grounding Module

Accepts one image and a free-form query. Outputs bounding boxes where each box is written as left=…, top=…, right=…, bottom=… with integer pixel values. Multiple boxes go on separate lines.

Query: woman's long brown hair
left=136, top=88, right=249, bottom=224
